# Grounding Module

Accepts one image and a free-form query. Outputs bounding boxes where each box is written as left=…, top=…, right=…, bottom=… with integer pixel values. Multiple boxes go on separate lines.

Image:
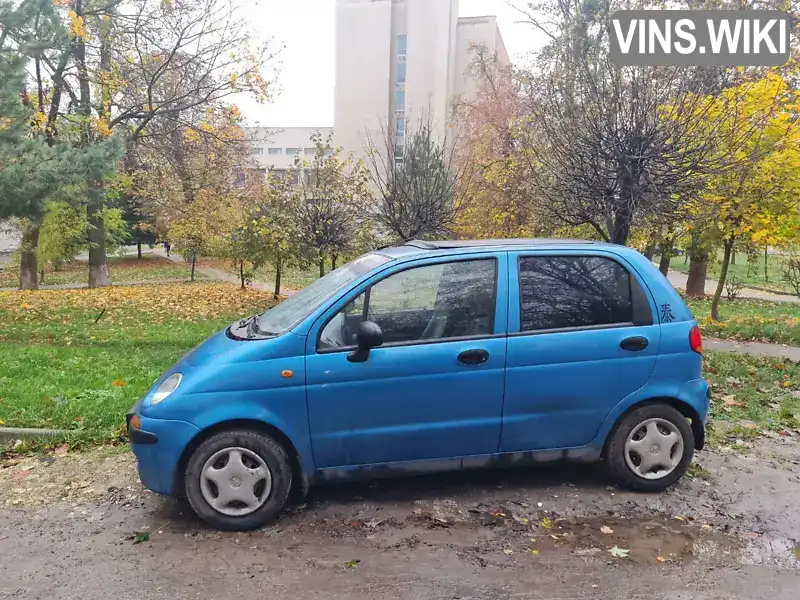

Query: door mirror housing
left=347, top=321, right=383, bottom=363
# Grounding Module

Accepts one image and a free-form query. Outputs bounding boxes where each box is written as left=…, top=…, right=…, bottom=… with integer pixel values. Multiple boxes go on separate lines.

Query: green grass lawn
left=0, top=254, right=205, bottom=288
left=704, top=350, right=800, bottom=445
left=658, top=251, right=796, bottom=294
left=199, top=258, right=322, bottom=292
left=687, top=297, right=800, bottom=346
left=0, top=282, right=275, bottom=445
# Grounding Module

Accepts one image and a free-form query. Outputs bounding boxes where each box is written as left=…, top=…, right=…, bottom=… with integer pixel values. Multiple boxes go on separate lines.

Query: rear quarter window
left=518, top=255, right=634, bottom=331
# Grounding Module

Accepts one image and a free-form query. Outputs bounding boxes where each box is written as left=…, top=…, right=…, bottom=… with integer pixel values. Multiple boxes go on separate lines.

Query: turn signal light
left=130, top=414, right=141, bottom=430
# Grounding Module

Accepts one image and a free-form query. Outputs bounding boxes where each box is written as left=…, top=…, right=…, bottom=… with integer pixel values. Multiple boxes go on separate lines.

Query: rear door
left=500, top=250, right=660, bottom=452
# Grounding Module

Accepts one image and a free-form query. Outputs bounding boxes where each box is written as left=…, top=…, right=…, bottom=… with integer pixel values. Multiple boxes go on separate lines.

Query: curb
left=0, top=427, right=69, bottom=444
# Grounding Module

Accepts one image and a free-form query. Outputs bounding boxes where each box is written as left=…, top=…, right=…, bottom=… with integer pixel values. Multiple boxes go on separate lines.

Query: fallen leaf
left=364, top=518, right=383, bottom=529
left=512, top=515, right=530, bottom=525
left=344, top=559, right=360, bottom=569
left=111, top=379, right=127, bottom=388
left=673, top=515, right=687, bottom=522
left=503, top=548, right=514, bottom=555
left=600, top=525, right=614, bottom=534
left=783, top=381, right=793, bottom=389
left=0, top=419, right=4, bottom=425
left=657, top=556, right=667, bottom=563
left=531, top=549, right=540, bottom=556
left=701, top=524, right=713, bottom=530
left=608, top=546, right=630, bottom=558
left=541, top=517, right=553, bottom=529
left=53, top=444, right=69, bottom=457
left=722, top=395, right=744, bottom=407
left=132, top=532, right=150, bottom=544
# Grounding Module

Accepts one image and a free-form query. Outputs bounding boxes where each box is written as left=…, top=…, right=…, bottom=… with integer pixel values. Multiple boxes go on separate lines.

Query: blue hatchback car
left=128, top=239, right=709, bottom=530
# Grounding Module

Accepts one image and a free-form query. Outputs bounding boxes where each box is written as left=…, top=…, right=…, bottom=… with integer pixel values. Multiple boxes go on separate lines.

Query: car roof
left=375, top=238, right=621, bottom=260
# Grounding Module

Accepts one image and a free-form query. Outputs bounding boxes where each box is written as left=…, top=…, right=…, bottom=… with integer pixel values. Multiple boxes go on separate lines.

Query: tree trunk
left=686, top=255, right=708, bottom=297
left=274, top=261, right=282, bottom=299
left=684, top=254, right=689, bottom=265
left=239, top=259, right=245, bottom=289
left=658, top=251, right=671, bottom=277
left=39, top=269, right=45, bottom=284
left=644, top=244, right=656, bottom=261
left=711, top=239, right=734, bottom=321
left=764, top=245, right=768, bottom=282
left=137, top=240, right=142, bottom=259
left=730, top=250, right=736, bottom=265
left=331, top=253, right=338, bottom=270
left=190, top=253, right=196, bottom=282
left=319, top=258, right=325, bottom=278
left=19, top=224, right=39, bottom=290
left=87, top=192, right=111, bottom=287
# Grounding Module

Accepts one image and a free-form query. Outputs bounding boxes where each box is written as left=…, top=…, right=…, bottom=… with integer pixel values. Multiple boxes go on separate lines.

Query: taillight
left=689, top=325, right=703, bottom=355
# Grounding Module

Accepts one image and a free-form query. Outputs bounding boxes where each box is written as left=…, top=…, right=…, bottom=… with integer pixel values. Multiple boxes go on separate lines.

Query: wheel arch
left=603, top=397, right=705, bottom=454
left=174, top=419, right=309, bottom=499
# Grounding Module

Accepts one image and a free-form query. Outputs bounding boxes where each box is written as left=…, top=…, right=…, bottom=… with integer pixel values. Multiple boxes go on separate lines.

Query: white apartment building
left=246, top=0, right=508, bottom=176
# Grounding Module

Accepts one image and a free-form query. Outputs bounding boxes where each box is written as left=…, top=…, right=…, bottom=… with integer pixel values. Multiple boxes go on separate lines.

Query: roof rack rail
left=404, top=240, right=438, bottom=250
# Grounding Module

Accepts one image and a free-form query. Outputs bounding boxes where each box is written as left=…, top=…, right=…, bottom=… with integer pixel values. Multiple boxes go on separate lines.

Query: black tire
left=604, top=404, right=694, bottom=492
left=184, top=429, right=293, bottom=531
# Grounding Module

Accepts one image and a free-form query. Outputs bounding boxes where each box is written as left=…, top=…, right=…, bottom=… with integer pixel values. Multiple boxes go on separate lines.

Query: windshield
left=256, top=253, right=391, bottom=335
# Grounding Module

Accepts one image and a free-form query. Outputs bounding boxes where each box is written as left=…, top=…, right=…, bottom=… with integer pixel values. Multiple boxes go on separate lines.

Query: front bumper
left=128, top=413, right=200, bottom=496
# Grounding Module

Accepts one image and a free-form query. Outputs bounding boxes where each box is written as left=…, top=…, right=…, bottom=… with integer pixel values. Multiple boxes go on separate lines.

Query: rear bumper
left=128, top=414, right=200, bottom=496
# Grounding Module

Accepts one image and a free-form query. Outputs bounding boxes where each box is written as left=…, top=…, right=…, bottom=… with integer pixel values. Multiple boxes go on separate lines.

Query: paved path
left=706, top=338, right=800, bottom=362
left=152, top=248, right=279, bottom=293
left=662, top=266, right=799, bottom=304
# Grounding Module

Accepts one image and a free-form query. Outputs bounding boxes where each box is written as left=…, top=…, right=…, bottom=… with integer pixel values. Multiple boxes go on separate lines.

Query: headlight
left=150, top=373, right=182, bottom=405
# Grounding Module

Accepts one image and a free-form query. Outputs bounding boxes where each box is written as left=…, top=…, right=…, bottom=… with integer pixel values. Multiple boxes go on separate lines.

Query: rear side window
left=518, top=256, right=633, bottom=332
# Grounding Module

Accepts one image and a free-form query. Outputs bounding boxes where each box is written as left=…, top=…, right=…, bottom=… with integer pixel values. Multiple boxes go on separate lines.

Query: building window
left=324, top=149, right=333, bottom=157
left=286, top=148, right=301, bottom=156
left=395, top=90, right=405, bottom=107
left=268, top=147, right=282, bottom=155
left=395, top=118, right=405, bottom=136
left=251, top=147, right=263, bottom=155
left=304, top=148, right=316, bottom=156
left=397, top=34, right=407, bottom=55
left=394, top=143, right=404, bottom=160
left=396, top=62, right=406, bottom=84
left=270, top=169, right=285, bottom=181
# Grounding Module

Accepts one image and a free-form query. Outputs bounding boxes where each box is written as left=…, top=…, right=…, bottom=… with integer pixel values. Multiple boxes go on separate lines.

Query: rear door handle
left=458, top=349, right=489, bottom=365
left=620, top=336, right=649, bottom=351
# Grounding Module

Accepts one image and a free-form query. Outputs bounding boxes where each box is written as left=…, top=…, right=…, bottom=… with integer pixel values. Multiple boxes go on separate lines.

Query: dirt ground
left=1, top=440, right=799, bottom=600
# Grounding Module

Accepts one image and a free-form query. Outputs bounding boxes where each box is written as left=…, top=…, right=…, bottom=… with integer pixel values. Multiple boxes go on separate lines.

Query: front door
left=306, top=253, right=508, bottom=468
left=500, top=251, right=661, bottom=452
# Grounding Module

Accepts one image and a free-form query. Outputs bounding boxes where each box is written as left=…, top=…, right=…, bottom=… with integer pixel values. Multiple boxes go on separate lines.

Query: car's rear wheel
left=604, top=404, right=694, bottom=492
left=184, top=429, right=293, bottom=530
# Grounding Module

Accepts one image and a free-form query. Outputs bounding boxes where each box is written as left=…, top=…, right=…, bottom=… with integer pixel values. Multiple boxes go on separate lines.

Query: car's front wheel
left=184, top=429, right=293, bottom=530
left=605, top=404, right=694, bottom=492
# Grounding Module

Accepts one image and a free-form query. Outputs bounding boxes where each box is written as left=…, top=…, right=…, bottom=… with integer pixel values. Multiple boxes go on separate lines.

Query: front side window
left=319, top=259, right=497, bottom=350
left=518, top=255, right=632, bottom=332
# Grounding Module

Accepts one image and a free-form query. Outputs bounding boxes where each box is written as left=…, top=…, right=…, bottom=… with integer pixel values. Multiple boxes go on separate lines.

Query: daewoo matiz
left=128, top=239, right=710, bottom=530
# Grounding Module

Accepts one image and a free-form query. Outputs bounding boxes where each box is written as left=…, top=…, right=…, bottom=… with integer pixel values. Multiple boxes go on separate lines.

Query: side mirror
left=347, top=321, right=383, bottom=363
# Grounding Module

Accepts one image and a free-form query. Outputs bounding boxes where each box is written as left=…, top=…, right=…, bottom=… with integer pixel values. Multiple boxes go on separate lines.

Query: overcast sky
left=236, top=0, right=546, bottom=127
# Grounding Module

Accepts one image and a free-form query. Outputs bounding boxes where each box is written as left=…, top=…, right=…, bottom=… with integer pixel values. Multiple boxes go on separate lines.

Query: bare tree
left=364, top=114, right=473, bottom=242
left=515, top=1, right=768, bottom=246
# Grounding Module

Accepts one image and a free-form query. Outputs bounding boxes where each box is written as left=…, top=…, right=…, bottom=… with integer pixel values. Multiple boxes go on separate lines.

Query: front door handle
left=620, top=336, right=649, bottom=352
left=458, top=349, right=489, bottom=365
